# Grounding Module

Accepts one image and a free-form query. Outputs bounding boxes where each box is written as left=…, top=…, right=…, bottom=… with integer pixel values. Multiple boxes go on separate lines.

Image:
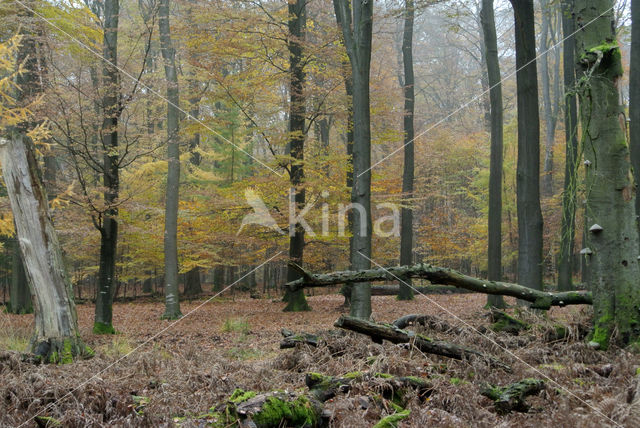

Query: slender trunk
left=510, top=0, right=544, bottom=293
left=284, top=0, right=310, bottom=312
left=334, top=1, right=355, bottom=306
left=630, top=0, right=640, bottom=233
left=334, top=0, right=374, bottom=319
left=94, top=0, right=120, bottom=334
left=398, top=0, right=415, bottom=301
left=158, top=0, right=182, bottom=320
left=557, top=0, right=579, bottom=291
left=481, top=0, right=505, bottom=308
left=575, top=0, right=640, bottom=349
left=0, top=135, right=89, bottom=362
left=540, top=0, right=556, bottom=197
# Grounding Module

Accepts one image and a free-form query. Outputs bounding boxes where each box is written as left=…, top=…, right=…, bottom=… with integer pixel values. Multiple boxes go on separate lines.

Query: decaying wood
left=287, top=263, right=591, bottom=310
left=222, top=391, right=326, bottom=427
left=480, top=378, right=545, bottom=413
left=305, top=372, right=431, bottom=403
left=0, top=136, right=88, bottom=362
left=334, top=316, right=511, bottom=371
left=489, top=310, right=530, bottom=335
left=280, top=329, right=321, bottom=349
left=392, top=314, right=462, bottom=334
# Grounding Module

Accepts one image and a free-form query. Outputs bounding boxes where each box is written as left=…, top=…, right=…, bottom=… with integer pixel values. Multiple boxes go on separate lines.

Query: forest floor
left=1, top=291, right=639, bottom=427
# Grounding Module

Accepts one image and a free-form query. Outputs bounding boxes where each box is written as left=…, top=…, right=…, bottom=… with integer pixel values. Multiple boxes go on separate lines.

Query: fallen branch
left=288, top=263, right=591, bottom=310
left=392, top=314, right=462, bottom=334
left=334, top=316, right=511, bottom=372
left=481, top=378, right=545, bottom=414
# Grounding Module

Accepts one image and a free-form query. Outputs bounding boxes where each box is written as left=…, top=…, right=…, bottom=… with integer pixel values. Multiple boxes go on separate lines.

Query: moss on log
left=489, top=310, right=530, bottom=335
left=481, top=378, right=545, bottom=413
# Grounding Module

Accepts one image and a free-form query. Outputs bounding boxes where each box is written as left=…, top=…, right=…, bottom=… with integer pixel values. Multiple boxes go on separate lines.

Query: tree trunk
left=213, top=265, right=225, bottom=292
left=509, top=0, right=543, bottom=293
left=333, top=0, right=374, bottom=319
left=540, top=0, right=557, bottom=197
left=286, top=263, right=592, bottom=310
left=284, top=0, right=311, bottom=312
left=575, top=0, right=640, bottom=349
left=334, top=1, right=355, bottom=306
left=158, top=0, right=182, bottom=320
left=557, top=0, right=579, bottom=291
left=398, top=0, right=415, bottom=301
left=0, top=135, right=90, bottom=362
left=481, top=0, right=505, bottom=309
left=9, top=237, right=32, bottom=314
left=184, top=267, right=202, bottom=296
left=94, top=0, right=120, bottom=335
left=630, top=0, right=640, bottom=234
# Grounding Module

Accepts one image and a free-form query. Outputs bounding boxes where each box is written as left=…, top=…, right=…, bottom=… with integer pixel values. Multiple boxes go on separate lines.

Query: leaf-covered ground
left=1, top=292, right=639, bottom=427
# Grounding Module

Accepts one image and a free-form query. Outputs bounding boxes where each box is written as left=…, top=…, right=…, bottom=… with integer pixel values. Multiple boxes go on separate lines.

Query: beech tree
left=398, top=0, right=415, bottom=301
left=284, top=0, right=311, bottom=312
left=333, top=0, right=374, bottom=319
left=630, top=0, right=640, bottom=232
left=509, top=0, right=543, bottom=293
left=539, top=0, right=561, bottom=197
left=94, top=0, right=120, bottom=334
left=157, top=0, right=182, bottom=319
left=557, top=0, right=579, bottom=291
left=481, top=0, right=505, bottom=308
left=575, top=0, right=640, bottom=349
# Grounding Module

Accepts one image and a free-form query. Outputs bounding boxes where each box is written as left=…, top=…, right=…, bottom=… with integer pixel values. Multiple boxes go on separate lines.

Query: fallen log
left=305, top=372, right=431, bottom=403
left=334, top=316, right=511, bottom=372
left=280, top=329, right=321, bottom=349
left=489, top=310, right=530, bottom=335
left=392, top=314, right=462, bottom=334
left=287, top=263, right=591, bottom=310
left=209, top=389, right=327, bottom=427
left=480, top=378, right=545, bottom=414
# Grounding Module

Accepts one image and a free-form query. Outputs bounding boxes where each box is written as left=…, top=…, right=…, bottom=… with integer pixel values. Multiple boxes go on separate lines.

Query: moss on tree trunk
left=575, top=0, right=640, bottom=349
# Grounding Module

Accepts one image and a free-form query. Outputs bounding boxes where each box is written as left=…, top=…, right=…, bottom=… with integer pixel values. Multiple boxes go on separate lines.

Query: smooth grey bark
left=481, top=0, right=505, bottom=309
left=284, top=0, right=310, bottom=312
left=540, top=0, right=561, bottom=197
left=398, top=0, right=415, bottom=301
left=630, top=0, right=640, bottom=234
left=509, top=0, right=544, bottom=293
left=333, top=0, right=374, bottom=319
left=557, top=0, right=579, bottom=291
left=94, top=0, right=119, bottom=334
left=158, top=0, right=182, bottom=319
left=575, top=0, right=640, bottom=348
left=0, top=135, right=90, bottom=362
left=333, top=1, right=355, bottom=306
